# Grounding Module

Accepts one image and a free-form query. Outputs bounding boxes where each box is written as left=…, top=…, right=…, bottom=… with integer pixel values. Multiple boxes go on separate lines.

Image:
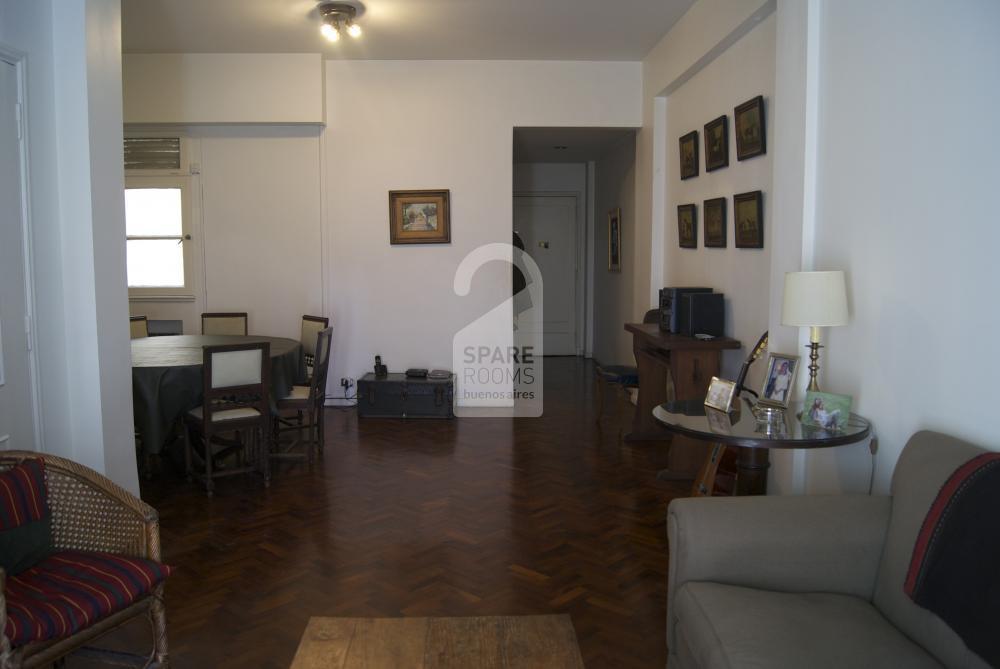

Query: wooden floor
left=76, top=358, right=687, bottom=668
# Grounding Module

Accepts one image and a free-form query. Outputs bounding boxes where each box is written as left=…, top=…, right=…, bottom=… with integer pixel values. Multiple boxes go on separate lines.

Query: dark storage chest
left=357, top=373, right=454, bottom=418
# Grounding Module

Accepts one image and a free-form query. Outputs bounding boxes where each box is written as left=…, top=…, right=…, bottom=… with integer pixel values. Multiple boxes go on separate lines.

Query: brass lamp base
left=806, top=341, right=822, bottom=391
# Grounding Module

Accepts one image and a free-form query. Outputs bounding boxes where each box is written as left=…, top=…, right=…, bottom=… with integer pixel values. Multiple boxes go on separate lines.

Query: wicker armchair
left=0, top=451, right=169, bottom=669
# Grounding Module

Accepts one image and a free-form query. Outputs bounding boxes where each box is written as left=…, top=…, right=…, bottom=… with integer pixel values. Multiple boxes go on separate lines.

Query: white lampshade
left=781, top=271, right=849, bottom=327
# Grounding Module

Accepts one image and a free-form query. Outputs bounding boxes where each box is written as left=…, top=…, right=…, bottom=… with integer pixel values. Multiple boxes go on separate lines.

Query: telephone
left=734, top=331, right=768, bottom=399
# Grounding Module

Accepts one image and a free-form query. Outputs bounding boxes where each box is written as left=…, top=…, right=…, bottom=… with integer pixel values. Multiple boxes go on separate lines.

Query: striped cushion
left=4, top=550, right=172, bottom=647
left=0, top=459, right=48, bottom=530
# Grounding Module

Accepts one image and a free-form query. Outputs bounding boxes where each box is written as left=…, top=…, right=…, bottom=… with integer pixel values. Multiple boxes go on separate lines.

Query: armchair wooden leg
left=149, top=584, right=169, bottom=668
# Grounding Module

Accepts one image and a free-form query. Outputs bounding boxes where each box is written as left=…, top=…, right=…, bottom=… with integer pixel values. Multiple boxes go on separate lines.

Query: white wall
left=593, top=135, right=638, bottom=365
left=1, top=0, right=138, bottom=492
left=663, top=15, right=775, bottom=381
left=325, top=60, right=641, bottom=388
left=801, top=0, right=1000, bottom=492
left=123, top=53, right=324, bottom=125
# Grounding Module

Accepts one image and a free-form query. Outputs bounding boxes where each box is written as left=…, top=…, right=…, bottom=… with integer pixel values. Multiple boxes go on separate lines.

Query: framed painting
left=389, top=189, right=451, bottom=244
left=734, top=95, right=766, bottom=160
left=679, top=130, right=699, bottom=180
left=608, top=207, right=621, bottom=272
left=703, top=197, right=727, bottom=248
left=704, top=115, right=729, bottom=171
left=677, top=203, right=697, bottom=249
left=733, top=190, right=763, bottom=249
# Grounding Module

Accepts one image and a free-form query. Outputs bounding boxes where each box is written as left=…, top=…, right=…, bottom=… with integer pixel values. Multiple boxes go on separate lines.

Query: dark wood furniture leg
left=735, top=447, right=770, bottom=495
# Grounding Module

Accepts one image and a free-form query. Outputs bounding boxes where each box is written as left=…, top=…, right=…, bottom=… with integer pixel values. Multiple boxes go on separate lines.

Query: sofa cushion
left=673, top=582, right=940, bottom=669
left=875, top=431, right=994, bottom=669
left=4, top=550, right=172, bottom=647
left=0, top=459, right=53, bottom=575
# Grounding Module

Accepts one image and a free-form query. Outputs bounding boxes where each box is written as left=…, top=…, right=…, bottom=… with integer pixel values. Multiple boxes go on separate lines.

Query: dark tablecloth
left=131, top=335, right=305, bottom=454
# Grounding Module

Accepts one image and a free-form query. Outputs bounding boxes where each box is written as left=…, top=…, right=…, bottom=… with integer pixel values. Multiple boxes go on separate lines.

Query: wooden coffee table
left=289, top=615, right=585, bottom=668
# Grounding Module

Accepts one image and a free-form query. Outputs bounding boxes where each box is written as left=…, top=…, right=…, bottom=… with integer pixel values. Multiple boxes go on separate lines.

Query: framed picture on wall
left=679, top=131, right=699, bottom=180
left=388, top=189, right=451, bottom=245
left=677, top=203, right=697, bottom=249
left=608, top=208, right=622, bottom=272
left=704, top=115, right=729, bottom=171
left=734, top=95, right=766, bottom=160
left=703, top=197, right=727, bottom=248
left=734, top=190, right=763, bottom=248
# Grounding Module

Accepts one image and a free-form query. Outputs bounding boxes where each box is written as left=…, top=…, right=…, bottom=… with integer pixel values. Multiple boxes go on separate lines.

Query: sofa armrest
left=667, top=494, right=891, bottom=651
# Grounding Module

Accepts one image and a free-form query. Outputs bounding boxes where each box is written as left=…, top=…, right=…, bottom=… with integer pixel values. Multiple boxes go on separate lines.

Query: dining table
left=131, top=334, right=305, bottom=454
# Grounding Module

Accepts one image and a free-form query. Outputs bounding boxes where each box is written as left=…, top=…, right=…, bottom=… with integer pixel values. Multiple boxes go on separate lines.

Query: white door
left=0, top=61, right=37, bottom=450
left=513, top=195, right=578, bottom=355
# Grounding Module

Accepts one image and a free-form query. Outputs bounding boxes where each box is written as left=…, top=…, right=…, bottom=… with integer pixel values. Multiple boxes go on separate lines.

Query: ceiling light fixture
left=318, top=2, right=364, bottom=43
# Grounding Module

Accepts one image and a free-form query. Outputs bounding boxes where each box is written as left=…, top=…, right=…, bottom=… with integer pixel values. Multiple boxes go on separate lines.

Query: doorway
left=0, top=54, right=41, bottom=450
left=513, top=195, right=579, bottom=355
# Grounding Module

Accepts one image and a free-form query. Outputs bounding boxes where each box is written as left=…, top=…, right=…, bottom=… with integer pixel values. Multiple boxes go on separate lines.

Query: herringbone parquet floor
left=75, top=358, right=688, bottom=668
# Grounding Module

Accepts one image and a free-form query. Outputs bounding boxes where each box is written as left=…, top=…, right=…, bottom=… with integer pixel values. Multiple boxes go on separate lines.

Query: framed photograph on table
left=608, top=208, right=621, bottom=272
left=677, top=204, right=697, bottom=248
left=802, top=391, right=853, bottom=431
left=734, top=190, right=763, bottom=249
left=759, top=353, right=799, bottom=407
left=705, top=376, right=736, bottom=412
left=704, top=115, right=729, bottom=171
left=389, top=189, right=451, bottom=245
left=735, top=95, right=766, bottom=160
left=679, top=130, right=699, bottom=180
left=703, top=197, right=727, bottom=248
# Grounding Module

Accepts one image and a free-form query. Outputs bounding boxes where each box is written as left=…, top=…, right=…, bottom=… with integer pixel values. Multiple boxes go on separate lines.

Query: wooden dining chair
left=183, top=342, right=271, bottom=495
left=129, top=315, right=149, bottom=339
left=273, top=326, right=332, bottom=462
left=201, top=311, right=248, bottom=336
left=300, top=314, right=330, bottom=382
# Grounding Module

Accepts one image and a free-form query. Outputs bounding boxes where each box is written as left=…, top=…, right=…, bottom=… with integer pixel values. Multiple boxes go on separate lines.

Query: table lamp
left=781, top=271, right=849, bottom=391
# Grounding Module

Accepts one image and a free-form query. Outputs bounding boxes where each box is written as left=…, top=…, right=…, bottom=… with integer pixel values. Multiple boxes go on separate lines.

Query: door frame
left=0, top=44, right=44, bottom=450
left=512, top=191, right=586, bottom=356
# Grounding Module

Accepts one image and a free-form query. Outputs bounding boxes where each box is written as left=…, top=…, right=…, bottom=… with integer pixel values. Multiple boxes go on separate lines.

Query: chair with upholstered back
left=300, top=315, right=329, bottom=381
left=129, top=315, right=149, bottom=339
left=274, top=326, right=332, bottom=462
left=183, top=342, right=271, bottom=495
left=201, top=312, right=248, bottom=336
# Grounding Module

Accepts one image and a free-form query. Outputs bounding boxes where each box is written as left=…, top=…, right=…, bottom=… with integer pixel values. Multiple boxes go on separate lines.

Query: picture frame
left=703, top=197, right=727, bottom=248
left=704, top=376, right=737, bottom=413
left=679, top=130, right=699, bottom=180
left=734, top=95, right=766, bottom=160
left=704, top=115, right=729, bottom=172
left=801, top=391, right=853, bottom=431
left=759, top=353, right=800, bottom=408
left=677, top=204, right=697, bottom=249
left=733, top=190, right=763, bottom=249
left=608, top=208, right=621, bottom=272
left=389, top=189, right=451, bottom=245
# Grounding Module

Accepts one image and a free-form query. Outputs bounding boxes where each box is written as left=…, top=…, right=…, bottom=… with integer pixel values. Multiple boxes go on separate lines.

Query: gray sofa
left=666, top=431, right=992, bottom=669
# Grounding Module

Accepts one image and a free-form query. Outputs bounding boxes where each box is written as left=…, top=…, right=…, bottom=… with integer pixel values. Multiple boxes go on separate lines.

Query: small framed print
left=679, top=130, right=699, bottom=180
left=734, top=190, right=763, bottom=249
left=389, top=189, right=451, bottom=244
left=704, top=376, right=736, bottom=412
left=703, top=197, right=727, bottom=248
left=608, top=208, right=621, bottom=272
left=677, top=204, right=697, bottom=249
left=734, top=95, right=766, bottom=161
left=759, top=353, right=799, bottom=408
left=802, top=391, right=853, bottom=431
left=704, top=115, right=729, bottom=171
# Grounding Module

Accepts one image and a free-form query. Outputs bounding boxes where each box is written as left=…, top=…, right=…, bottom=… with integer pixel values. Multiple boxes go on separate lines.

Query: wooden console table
left=623, top=323, right=740, bottom=476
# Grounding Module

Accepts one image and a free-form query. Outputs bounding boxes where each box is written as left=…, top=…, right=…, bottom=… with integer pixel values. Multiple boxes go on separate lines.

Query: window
left=125, top=177, right=194, bottom=297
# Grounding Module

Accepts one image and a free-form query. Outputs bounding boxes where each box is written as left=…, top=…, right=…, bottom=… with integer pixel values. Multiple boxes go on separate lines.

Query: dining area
left=129, top=311, right=332, bottom=495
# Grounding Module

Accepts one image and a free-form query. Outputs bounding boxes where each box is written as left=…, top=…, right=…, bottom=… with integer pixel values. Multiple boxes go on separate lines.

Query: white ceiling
left=513, top=128, right=636, bottom=163
left=122, top=0, right=696, bottom=61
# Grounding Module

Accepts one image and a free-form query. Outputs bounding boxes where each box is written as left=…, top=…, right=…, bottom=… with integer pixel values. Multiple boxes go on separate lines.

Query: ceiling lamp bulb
left=321, top=22, right=340, bottom=42
left=347, top=21, right=362, bottom=38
